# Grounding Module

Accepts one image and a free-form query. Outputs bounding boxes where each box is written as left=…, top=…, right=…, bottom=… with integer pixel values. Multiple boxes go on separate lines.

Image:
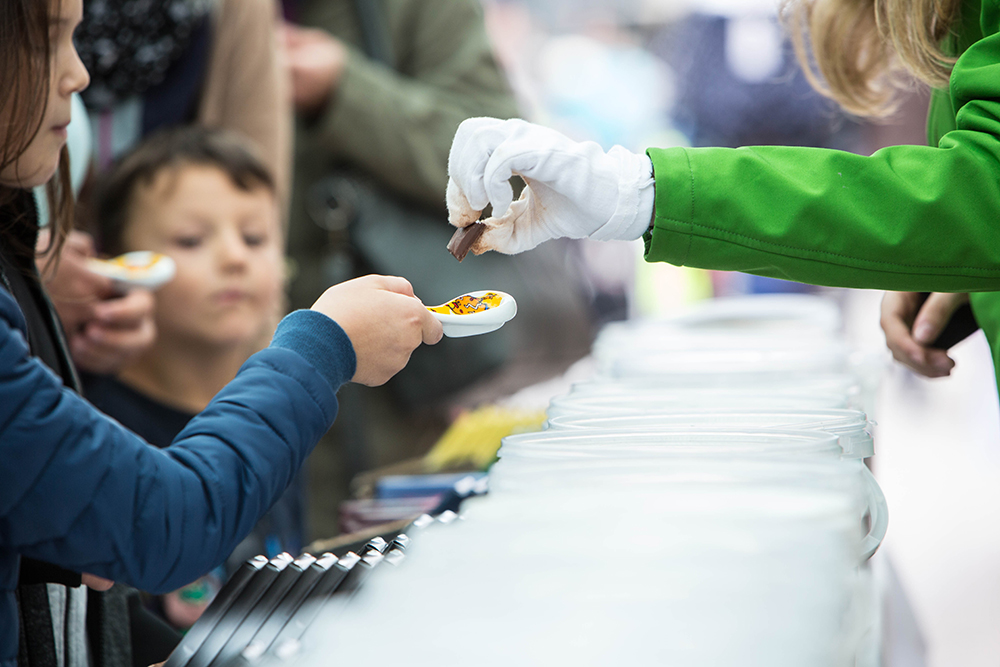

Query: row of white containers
left=306, top=294, right=886, bottom=666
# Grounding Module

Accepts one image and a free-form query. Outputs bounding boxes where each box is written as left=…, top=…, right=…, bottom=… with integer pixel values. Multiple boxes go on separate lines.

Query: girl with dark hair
left=0, top=1, right=442, bottom=665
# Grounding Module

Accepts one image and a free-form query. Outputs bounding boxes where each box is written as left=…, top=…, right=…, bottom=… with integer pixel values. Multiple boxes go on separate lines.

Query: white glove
left=446, top=117, right=656, bottom=255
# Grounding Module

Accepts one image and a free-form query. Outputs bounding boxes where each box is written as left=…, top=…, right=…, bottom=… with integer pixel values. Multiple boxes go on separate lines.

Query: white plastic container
left=488, top=455, right=886, bottom=560
left=570, top=371, right=861, bottom=398
left=601, top=343, right=853, bottom=379
left=594, top=293, right=842, bottom=347
left=307, top=480, right=864, bottom=667
left=546, top=389, right=851, bottom=420
left=545, top=408, right=874, bottom=459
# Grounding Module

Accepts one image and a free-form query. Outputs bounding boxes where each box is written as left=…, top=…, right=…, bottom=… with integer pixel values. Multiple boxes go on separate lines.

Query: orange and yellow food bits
left=427, top=292, right=503, bottom=315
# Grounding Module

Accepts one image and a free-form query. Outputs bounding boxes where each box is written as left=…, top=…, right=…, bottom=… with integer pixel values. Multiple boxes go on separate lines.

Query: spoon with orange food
left=86, top=251, right=177, bottom=291
left=426, top=290, right=517, bottom=338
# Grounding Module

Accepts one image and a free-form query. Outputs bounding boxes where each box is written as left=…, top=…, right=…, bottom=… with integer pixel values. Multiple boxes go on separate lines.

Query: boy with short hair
left=84, top=126, right=297, bottom=630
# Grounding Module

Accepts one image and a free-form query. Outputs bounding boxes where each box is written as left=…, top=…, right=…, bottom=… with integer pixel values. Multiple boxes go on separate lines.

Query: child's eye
left=173, top=237, right=202, bottom=249
left=243, top=234, right=266, bottom=247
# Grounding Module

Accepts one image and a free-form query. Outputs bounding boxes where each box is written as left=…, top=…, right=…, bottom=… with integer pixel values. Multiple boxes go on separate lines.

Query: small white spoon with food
left=427, top=290, right=517, bottom=338
left=87, top=251, right=177, bottom=291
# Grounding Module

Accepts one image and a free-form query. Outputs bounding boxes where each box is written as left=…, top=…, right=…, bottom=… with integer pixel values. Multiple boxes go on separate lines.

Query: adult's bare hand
left=311, top=275, right=443, bottom=386
left=38, top=230, right=110, bottom=334
left=282, top=23, right=348, bottom=115
left=880, top=291, right=969, bottom=378
left=38, top=230, right=157, bottom=374
left=69, top=289, right=157, bottom=375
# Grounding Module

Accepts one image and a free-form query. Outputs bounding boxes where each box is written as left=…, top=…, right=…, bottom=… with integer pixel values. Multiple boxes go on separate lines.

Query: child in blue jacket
left=0, top=0, right=443, bottom=664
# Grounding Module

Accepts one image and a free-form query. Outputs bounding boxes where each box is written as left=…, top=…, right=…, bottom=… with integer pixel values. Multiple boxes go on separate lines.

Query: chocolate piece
left=447, top=222, right=487, bottom=261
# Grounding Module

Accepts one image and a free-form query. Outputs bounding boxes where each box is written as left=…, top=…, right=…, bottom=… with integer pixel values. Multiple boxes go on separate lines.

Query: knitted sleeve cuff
left=269, top=310, right=356, bottom=391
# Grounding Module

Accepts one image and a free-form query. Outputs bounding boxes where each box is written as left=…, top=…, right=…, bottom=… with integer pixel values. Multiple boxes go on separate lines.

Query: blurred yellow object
left=424, top=406, right=547, bottom=472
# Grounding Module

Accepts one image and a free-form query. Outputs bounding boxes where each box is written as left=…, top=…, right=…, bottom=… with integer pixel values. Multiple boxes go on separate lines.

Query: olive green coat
left=288, top=0, right=518, bottom=308
left=293, top=0, right=516, bottom=208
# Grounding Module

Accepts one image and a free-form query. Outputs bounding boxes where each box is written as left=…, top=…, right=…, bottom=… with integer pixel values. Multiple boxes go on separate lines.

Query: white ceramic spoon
left=86, top=251, right=177, bottom=290
left=427, top=290, right=517, bottom=338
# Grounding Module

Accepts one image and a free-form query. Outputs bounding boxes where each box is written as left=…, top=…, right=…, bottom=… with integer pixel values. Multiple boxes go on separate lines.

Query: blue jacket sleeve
left=0, top=295, right=355, bottom=594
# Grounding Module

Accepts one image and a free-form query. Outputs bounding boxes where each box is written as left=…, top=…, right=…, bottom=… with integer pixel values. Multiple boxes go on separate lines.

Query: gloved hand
left=446, top=117, right=656, bottom=255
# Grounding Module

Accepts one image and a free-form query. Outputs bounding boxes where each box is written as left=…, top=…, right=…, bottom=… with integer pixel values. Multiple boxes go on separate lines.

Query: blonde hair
left=785, top=0, right=962, bottom=117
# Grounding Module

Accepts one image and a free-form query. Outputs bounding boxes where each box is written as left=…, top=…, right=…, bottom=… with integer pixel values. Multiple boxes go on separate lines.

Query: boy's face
left=122, top=163, right=283, bottom=348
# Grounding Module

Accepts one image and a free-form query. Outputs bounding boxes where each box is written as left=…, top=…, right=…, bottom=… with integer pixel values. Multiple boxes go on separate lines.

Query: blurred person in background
left=447, top=0, right=1000, bottom=391
left=281, top=0, right=514, bottom=221
left=282, top=0, right=595, bottom=541
left=76, top=0, right=290, bottom=195
left=83, top=127, right=300, bottom=643
left=39, top=0, right=291, bottom=378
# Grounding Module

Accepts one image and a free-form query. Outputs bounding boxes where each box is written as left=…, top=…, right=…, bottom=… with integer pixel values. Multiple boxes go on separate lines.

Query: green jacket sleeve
left=644, top=0, right=1000, bottom=293
left=308, top=0, right=518, bottom=209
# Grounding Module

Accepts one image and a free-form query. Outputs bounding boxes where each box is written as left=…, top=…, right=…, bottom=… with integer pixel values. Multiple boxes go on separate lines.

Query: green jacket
left=644, top=0, right=1000, bottom=384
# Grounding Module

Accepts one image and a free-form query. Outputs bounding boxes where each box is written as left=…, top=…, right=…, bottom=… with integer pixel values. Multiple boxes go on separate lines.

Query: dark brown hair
left=92, top=126, right=275, bottom=256
left=0, top=0, right=74, bottom=262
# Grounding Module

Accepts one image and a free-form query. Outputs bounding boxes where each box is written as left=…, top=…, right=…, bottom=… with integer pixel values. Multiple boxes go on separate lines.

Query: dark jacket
left=0, top=197, right=355, bottom=667
left=0, top=194, right=125, bottom=667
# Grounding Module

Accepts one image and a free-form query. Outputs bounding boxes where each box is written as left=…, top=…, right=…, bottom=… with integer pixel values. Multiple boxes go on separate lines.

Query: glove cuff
left=589, top=148, right=656, bottom=242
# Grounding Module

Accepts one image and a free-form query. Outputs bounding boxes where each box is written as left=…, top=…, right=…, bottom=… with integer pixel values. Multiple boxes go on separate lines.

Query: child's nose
left=62, top=44, right=90, bottom=97
left=218, top=237, right=251, bottom=270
